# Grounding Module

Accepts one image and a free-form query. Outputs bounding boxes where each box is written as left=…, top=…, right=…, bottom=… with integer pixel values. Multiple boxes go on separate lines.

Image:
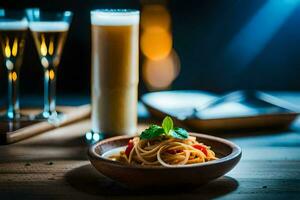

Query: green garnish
left=140, top=116, right=189, bottom=140
left=162, top=116, right=173, bottom=134
left=139, top=125, right=164, bottom=139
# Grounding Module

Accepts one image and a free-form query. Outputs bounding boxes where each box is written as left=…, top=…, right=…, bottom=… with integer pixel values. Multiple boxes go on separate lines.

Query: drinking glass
left=0, top=9, right=28, bottom=120
left=26, top=9, right=73, bottom=121
left=87, top=9, right=139, bottom=141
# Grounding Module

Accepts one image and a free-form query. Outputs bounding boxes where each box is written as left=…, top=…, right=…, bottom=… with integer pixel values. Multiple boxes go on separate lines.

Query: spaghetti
left=108, top=116, right=217, bottom=167
left=109, top=135, right=217, bottom=167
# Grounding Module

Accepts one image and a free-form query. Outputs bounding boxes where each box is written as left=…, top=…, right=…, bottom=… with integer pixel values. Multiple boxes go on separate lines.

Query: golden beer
left=91, top=10, right=140, bottom=136
left=0, top=21, right=27, bottom=71
left=29, top=22, right=68, bottom=68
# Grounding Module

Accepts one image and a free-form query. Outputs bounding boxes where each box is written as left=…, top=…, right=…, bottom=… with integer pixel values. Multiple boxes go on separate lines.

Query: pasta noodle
left=109, top=136, right=217, bottom=167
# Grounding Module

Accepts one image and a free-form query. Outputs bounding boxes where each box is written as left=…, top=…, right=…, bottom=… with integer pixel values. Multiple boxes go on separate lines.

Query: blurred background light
left=92, top=132, right=100, bottom=141
left=143, top=50, right=180, bottom=90
left=140, top=1, right=181, bottom=91
left=224, top=0, right=300, bottom=68
left=141, top=4, right=171, bottom=30
left=2, top=0, right=299, bottom=98
left=85, top=131, right=92, bottom=140
left=140, top=26, right=172, bottom=60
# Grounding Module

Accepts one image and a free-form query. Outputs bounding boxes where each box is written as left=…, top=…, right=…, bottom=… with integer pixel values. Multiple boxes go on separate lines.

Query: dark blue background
left=0, top=0, right=299, bottom=102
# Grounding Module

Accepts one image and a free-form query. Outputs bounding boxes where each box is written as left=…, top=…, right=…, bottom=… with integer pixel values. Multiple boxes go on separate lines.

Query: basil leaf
left=140, top=117, right=189, bottom=140
left=162, top=116, right=173, bottom=134
left=170, top=127, right=189, bottom=139
left=140, top=125, right=165, bottom=140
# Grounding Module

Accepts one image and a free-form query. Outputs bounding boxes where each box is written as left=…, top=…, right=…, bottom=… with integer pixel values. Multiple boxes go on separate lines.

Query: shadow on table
left=18, top=135, right=87, bottom=147
left=0, top=135, right=89, bottom=163
left=65, top=164, right=238, bottom=198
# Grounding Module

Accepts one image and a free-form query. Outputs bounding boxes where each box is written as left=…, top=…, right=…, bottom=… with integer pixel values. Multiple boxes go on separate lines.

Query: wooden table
left=1, top=92, right=300, bottom=199
left=1, top=119, right=300, bottom=199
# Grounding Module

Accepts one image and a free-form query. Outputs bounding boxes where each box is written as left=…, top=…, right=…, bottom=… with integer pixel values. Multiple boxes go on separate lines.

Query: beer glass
left=26, top=9, right=73, bottom=121
left=0, top=9, right=28, bottom=120
left=90, top=9, right=139, bottom=139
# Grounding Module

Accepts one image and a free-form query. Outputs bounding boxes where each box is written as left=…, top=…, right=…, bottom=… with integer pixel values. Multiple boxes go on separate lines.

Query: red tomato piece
left=192, top=144, right=208, bottom=156
left=125, top=140, right=134, bottom=157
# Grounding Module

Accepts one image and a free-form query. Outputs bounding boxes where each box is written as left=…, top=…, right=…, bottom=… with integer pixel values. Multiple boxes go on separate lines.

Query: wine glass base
left=34, top=111, right=65, bottom=124
left=0, top=113, right=34, bottom=122
left=85, top=130, right=105, bottom=144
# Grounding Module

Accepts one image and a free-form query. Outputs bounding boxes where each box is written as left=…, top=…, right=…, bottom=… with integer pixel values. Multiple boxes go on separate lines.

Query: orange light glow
left=12, top=38, right=18, bottom=56
left=8, top=71, right=18, bottom=82
left=8, top=72, right=12, bottom=80
left=143, top=51, right=181, bottom=90
left=41, top=34, right=47, bottom=56
left=141, top=3, right=181, bottom=91
left=49, top=69, right=55, bottom=80
left=141, top=26, right=172, bottom=60
left=5, top=39, right=11, bottom=58
left=48, top=37, right=54, bottom=56
left=12, top=72, right=17, bottom=81
left=141, top=4, right=171, bottom=30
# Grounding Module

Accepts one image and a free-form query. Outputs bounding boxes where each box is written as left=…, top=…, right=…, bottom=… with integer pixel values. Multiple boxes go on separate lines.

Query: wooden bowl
left=88, top=133, right=242, bottom=188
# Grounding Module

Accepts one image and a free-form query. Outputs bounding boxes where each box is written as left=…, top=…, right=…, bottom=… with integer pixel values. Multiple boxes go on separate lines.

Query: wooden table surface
left=1, top=92, right=300, bottom=200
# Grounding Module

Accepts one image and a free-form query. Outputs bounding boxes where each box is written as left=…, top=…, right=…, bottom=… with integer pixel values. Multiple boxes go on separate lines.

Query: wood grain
left=0, top=116, right=300, bottom=199
left=0, top=105, right=91, bottom=144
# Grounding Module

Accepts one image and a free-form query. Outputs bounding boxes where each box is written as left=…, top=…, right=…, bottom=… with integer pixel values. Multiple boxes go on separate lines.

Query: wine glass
left=26, top=9, right=73, bottom=122
left=0, top=9, right=28, bottom=121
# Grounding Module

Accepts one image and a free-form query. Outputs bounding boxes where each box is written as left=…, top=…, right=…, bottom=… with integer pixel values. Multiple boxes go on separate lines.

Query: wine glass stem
left=43, top=66, right=57, bottom=116
left=7, top=69, right=20, bottom=119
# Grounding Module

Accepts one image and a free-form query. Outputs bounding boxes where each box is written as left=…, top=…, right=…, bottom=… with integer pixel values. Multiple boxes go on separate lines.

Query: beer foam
left=91, top=9, right=139, bottom=26
left=0, top=20, right=28, bottom=30
left=29, top=22, right=69, bottom=32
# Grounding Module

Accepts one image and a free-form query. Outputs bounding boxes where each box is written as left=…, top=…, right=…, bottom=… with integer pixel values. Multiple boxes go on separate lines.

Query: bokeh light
left=143, top=50, right=181, bottom=90
left=140, top=26, right=172, bottom=60
left=141, top=4, right=171, bottom=30
left=140, top=2, right=181, bottom=90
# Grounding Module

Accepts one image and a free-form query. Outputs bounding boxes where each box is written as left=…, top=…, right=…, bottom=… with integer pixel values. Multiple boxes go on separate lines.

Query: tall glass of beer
left=90, top=9, right=139, bottom=138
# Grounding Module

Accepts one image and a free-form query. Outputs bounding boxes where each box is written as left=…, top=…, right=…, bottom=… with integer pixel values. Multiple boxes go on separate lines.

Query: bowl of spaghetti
left=88, top=117, right=242, bottom=188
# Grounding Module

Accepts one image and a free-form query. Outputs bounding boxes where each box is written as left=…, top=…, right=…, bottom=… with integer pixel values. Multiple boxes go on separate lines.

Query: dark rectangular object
left=141, top=90, right=299, bottom=132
